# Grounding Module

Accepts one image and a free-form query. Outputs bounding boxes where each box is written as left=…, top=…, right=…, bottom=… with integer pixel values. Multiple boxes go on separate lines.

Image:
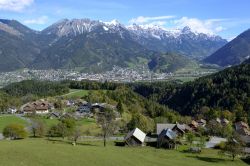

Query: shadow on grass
left=46, top=139, right=98, bottom=146
left=242, top=157, right=250, bottom=165
left=187, top=155, right=227, bottom=163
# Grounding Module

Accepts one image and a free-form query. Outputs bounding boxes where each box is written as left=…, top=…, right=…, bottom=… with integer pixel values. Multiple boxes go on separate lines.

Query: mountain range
left=204, top=28, right=250, bottom=67
left=0, top=18, right=227, bottom=72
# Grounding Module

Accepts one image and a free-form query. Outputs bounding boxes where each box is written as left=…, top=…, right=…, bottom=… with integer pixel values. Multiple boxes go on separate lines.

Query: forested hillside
left=132, top=63, right=250, bottom=120
left=3, top=80, right=69, bottom=97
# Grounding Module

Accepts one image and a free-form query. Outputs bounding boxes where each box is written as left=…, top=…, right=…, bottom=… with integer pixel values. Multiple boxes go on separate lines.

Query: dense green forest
left=3, top=80, right=69, bottom=97
left=131, top=63, right=250, bottom=121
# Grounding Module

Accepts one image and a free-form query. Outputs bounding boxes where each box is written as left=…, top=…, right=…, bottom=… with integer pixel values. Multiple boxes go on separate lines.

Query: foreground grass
left=0, top=115, right=28, bottom=131
left=0, top=138, right=247, bottom=166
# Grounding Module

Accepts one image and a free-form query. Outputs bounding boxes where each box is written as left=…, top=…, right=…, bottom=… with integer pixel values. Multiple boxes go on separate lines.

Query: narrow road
left=206, top=136, right=227, bottom=148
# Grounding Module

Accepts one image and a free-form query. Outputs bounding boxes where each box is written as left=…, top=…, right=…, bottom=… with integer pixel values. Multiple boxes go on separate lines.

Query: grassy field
left=62, top=89, right=90, bottom=98
left=0, top=138, right=248, bottom=166
left=62, top=89, right=109, bottom=98
left=0, top=115, right=28, bottom=131
left=77, top=118, right=101, bottom=136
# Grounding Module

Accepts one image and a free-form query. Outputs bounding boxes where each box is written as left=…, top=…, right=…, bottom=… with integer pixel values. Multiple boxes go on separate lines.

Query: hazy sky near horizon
left=0, top=0, right=250, bottom=40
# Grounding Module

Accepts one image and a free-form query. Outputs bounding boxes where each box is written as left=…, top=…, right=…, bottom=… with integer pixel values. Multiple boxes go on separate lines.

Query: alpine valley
left=0, top=18, right=227, bottom=73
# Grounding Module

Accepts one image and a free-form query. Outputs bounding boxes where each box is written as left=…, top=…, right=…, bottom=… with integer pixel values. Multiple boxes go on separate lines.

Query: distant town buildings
left=0, top=66, right=215, bottom=87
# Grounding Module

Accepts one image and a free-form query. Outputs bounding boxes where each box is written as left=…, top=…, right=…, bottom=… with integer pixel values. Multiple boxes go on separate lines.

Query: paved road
left=206, top=136, right=227, bottom=148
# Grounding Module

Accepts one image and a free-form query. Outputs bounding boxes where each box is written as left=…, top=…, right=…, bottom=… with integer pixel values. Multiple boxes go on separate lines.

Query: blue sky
left=0, top=0, right=250, bottom=40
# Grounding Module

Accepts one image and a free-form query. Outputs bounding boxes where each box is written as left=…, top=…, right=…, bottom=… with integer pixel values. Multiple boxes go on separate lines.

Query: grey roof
left=175, top=124, right=190, bottom=133
left=159, top=128, right=177, bottom=140
left=157, top=123, right=176, bottom=135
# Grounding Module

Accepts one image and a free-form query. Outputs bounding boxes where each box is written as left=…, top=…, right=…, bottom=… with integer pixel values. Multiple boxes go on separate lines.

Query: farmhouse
left=124, top=128, right=146, bottom=146
left=221, top=118, right=229, bottom=126
left=172, top=124, right=191, bottom=136
left=22, top=101, right=50, bottom=114
left=157, top=123, right=191, bottom=137
left=7, top=107, right=17, bottom=114
left=77, top=102, right=91, bottom=114
left=235, top=121, right=249, bottom=131
left=189, top=120, right=198, bottom=130
left=197, top=119, right=206, bottom=127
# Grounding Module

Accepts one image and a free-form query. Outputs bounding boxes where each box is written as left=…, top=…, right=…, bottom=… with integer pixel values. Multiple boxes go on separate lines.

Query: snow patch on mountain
left=42, top=18, right=225, bottom=43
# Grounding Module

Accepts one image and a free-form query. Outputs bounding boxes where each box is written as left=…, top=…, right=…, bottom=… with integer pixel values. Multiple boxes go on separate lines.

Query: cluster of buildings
left=0, top=65, right=215, bottom=87
left=8, top=99, right=120, bottom=120
left=124, top=118, right=250, bottom=149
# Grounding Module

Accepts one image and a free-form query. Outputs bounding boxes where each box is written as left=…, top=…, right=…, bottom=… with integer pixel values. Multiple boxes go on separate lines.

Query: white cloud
left=23, top=16, right=48, bottom=25
left=0, top=0, right=33, bottom=11
left=129, top=15, right=175, bottom=24
left=173, top=17, right=227, bottom=35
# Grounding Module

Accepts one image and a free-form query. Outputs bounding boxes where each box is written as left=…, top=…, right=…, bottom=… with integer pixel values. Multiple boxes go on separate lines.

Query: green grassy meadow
left=62, top=89, right=90, bottom=98
left=0, top=115, right=28, bottom=131
left=0, top=138, right=248, bottom=166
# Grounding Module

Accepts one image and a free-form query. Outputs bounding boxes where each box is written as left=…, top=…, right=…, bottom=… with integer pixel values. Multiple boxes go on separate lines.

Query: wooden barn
left=124, top=128, right=146, bottom=146
left=157, top=128, right=177, bottom=149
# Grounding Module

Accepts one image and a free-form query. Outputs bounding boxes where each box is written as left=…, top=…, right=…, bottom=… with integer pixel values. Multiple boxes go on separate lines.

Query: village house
left=221, top=118, right=230, bottom=126
left=235, top=121, right=249, bottom=131
left=124, top=128, right=146, bottom=146
left=7, top=107, right=17, bottom=114
left=22, top=101, right=50, bottom=114
left=208, top=118, right=230, bottom=127
left=77, top=102, right=92, bottom=114
left=157, top=123, right=191, bottom=138
left=197, top=119, right=206, bottom=127
left=66, top=100, right=75, bottom=107
left=235, top=121, right=250, bottom=136
left=173, top=124, right=191, bottom=136
left=189, top=120, right=199, bottom=130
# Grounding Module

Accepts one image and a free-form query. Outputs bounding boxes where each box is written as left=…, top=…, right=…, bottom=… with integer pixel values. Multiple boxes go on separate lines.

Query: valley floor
left=0, top=138, right=248, bottom=166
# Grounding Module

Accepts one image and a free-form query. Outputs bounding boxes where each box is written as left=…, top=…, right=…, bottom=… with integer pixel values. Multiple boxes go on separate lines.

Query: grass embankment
left=0, top=138, right=248, bottom=166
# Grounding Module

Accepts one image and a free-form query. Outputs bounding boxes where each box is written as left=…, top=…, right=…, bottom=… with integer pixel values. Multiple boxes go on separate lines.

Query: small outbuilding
left=157, top=128, right=177, bottom=149
left=124, top=128, right=146, bottom=146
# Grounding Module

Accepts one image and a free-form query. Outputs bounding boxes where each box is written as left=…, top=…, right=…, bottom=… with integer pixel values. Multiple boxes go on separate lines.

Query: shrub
left=3, top=124, right=28, bottom=140
left=214, top=141, right=226, bottom=149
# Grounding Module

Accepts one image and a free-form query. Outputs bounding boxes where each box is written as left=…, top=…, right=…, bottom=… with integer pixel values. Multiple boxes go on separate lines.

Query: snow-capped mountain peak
left=104, top=19, right=120, bottom=26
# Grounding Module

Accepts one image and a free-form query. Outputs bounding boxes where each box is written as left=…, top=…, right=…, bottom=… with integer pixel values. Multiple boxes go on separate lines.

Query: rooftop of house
left=235, top=121, right=249, bottom=129
left=125, top=128, right=146, bottom=143
left=158, top=128, right=177, bottom=140
left=156, top=123, right=176, bottom=135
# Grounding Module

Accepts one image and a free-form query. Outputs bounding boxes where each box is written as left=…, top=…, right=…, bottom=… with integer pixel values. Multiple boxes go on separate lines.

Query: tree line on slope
left=131, top=63, right=250, bottom=123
